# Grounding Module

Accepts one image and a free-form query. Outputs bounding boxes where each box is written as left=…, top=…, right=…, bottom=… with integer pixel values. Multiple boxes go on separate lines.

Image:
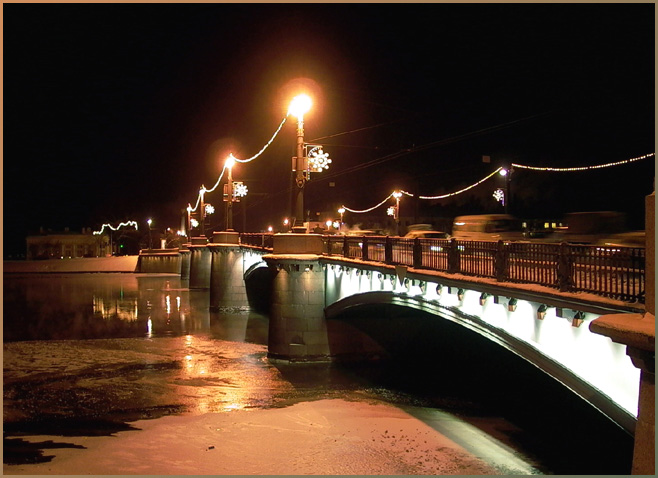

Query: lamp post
left=288, top=94, right=312, bottom=228
left=338, top=207, right=345, bottom=232
left=392, top=191, right=402, bottom=236
left=499, top=167, right=512, bottom=213
left=199, top=186, right=206, bottom=237
left=147, top=218, right=152, bottom=249
left=225, top=156, right=235, bottom=231
left=186, top=205, right=192, bottom=239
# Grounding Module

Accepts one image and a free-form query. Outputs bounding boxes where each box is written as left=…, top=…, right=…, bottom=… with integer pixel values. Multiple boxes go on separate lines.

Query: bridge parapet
left=590, top=191, right=654, bottom=475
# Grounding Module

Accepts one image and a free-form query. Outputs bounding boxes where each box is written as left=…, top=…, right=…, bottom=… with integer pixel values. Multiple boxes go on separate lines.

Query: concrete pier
left=209, top=231, right=247, bottom=311
left=180, top=247, right=191, bottom=280
left=188, top=237, right=211, bottom=289
left=264, top=233, right=329, bottom=361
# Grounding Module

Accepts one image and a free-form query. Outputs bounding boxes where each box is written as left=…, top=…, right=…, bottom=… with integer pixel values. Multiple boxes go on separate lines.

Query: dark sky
left=3, top=3, right=655, bottom=255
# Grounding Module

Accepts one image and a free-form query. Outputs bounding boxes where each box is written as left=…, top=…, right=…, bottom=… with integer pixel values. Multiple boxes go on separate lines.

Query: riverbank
left=3, top=398, right=534, bottom=475
left=3, top=256, right=139, bottom=273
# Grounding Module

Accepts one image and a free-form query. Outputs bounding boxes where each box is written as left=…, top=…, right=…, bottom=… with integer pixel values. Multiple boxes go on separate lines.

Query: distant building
left=26, top=227, right=110, bottom=260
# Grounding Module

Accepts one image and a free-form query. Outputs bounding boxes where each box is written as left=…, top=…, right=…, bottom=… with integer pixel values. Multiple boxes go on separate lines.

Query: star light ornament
left=493, top=188, right=505, bottom=205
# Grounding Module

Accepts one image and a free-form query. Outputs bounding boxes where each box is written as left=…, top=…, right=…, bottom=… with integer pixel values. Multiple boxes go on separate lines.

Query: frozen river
left=3, top=272, right=633, bottom=474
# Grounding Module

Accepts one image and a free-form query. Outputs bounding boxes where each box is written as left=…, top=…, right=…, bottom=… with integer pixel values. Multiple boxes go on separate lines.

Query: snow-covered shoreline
left=3, top=256, right=140, bottom=273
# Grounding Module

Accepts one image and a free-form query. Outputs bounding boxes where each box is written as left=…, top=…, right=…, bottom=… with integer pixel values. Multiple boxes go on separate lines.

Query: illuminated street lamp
left=147, top=218, right=153, bottom=249
left=289, top=94, right=312, bottom=228
left=499, top=166, right=512, bottom=213
left=392, top=191, right=402, bottom=236
left=199, top=186, right=207, bottom=237
left=224, top=155, right=235, bottom=231
left=186, top=204, right=193, bottom=238
left=338, top=207, right=345, bottom=231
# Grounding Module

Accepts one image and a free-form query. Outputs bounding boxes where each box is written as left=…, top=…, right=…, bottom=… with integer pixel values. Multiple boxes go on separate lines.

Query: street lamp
left=147, top=218, right=153, bottom=249
left=199, top=186, right=206, bottom=237
left=289, top=94, right=312, bottom=228
left=392, top=191, right=402, bottom=236
left=186, top=205, right=192, bottom=238
left=224, top=155, right=235, bottom=231
left=499, top=167, right=512, bottom=213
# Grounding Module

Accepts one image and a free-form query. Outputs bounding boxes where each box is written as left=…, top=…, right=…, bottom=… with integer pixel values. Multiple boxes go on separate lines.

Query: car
left=403, top=230, right=450, bottom=239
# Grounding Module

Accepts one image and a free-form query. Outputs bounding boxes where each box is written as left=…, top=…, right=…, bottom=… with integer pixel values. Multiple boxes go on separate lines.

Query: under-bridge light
left=572, top=311, right=585, bottom=327
left=537, top=304, right=548, bottom=320
left=508, top=298, right=518, bottom=312
left=457, top=289, right=465, bottom=301
left=479, top=292, right=489, bottom=306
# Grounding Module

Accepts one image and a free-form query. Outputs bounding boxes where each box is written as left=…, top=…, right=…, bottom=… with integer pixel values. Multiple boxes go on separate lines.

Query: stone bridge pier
left=264, top=234, right=329, bottom=361
left=208, top=232, right=248, bottom=311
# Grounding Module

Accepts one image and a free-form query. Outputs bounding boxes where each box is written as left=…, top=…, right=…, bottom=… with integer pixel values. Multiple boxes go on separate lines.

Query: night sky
left=3, top=3, right=655, bottom=257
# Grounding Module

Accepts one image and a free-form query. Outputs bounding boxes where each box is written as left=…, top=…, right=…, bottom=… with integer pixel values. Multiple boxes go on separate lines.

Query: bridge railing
left=235, top=233, right=645, bottom=303
left=240, top=233, right=274, bottom=250
left=320, top=235, right=645, bottom=303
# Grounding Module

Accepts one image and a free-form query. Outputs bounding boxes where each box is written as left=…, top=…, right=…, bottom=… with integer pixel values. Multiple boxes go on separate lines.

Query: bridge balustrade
left=237, top=233, right=645, bottom=303
left=240, top=233, right=273, bottom=250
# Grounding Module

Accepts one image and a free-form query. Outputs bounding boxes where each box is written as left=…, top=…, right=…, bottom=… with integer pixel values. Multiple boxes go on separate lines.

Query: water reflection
left=2, top=273, right=267, bottom=344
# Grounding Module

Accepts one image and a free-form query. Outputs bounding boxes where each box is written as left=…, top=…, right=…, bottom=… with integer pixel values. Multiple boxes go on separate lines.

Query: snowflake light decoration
left=307, top=146, right=332, bottom=172
left=493, top=188, right=505, bottom=205
left=387, top=206, right=396, bottom=216
left=233, top=182, right=248, bottom=198
left=205, top=203, right=215, bottom=215
left=190, top=218, right=199, bottom=228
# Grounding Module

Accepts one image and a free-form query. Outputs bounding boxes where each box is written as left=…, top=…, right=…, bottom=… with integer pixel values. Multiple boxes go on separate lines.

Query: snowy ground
left=3, top=256, right=139, bottom=273
left=4, top=398, right=535, bottom=475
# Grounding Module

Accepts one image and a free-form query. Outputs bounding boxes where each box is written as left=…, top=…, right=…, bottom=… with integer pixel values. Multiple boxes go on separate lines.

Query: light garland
left=511, top=153, right=654, bottom=172
left=93, top=220, right=139, bottom=235
left=186, top=117, right=288, bottom=215
left=232, top=116, right=288, bottom=164
left=342, top=192, right=395, bottom=214
left=401, top=168, right=503, bottom=200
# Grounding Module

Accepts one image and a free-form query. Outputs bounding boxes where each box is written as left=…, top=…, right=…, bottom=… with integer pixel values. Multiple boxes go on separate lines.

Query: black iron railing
left=240, top=233, right=645, bottom=303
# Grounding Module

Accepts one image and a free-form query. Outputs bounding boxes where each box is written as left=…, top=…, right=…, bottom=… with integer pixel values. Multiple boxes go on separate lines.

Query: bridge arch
left=325, top=288, right=638, bottom=435
left=244, top=260, right=268, bottom=281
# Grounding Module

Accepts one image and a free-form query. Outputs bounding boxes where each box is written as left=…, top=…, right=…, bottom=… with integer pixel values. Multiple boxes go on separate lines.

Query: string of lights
left=93, top=220, right=139, bottom=235
left=402, top=167, right=504, bottom=200
left=186, top=116, right=289, bottom=215
left=511, top=153, right=654, bottom=172
left=342, top=192, right=395, bottom=214
left=233, top=116, right=288, bottom=163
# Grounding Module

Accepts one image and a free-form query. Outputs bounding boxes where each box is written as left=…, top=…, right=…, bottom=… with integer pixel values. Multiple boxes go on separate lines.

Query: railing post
left=448, top=238, right=460, bottom=273
left=495, top=240, right=508, bottom=282
left=413, top=238, right=422, bottom=268
left=558, top=242, right=573, bottom=292
left=385, top=236, right=393, bottom=264
left=362, top=236, right=369, bottom=261
left=343, top=235, right=349, bottom=257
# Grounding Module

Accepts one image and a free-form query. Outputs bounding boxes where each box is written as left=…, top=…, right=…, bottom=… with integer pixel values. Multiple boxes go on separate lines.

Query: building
left=26, top=227, right=110, bottom=260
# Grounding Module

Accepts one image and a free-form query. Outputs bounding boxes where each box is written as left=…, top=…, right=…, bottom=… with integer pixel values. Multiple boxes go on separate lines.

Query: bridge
left=136, top=199, right=655, bottom=473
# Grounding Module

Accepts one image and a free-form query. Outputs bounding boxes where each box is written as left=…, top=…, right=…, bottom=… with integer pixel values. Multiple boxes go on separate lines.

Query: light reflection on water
left=2, top=273, right=267, bottom=344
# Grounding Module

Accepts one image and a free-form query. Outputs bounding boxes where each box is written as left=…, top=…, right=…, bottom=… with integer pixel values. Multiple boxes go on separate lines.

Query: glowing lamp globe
left=288, top=94, right=312, bottom=118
